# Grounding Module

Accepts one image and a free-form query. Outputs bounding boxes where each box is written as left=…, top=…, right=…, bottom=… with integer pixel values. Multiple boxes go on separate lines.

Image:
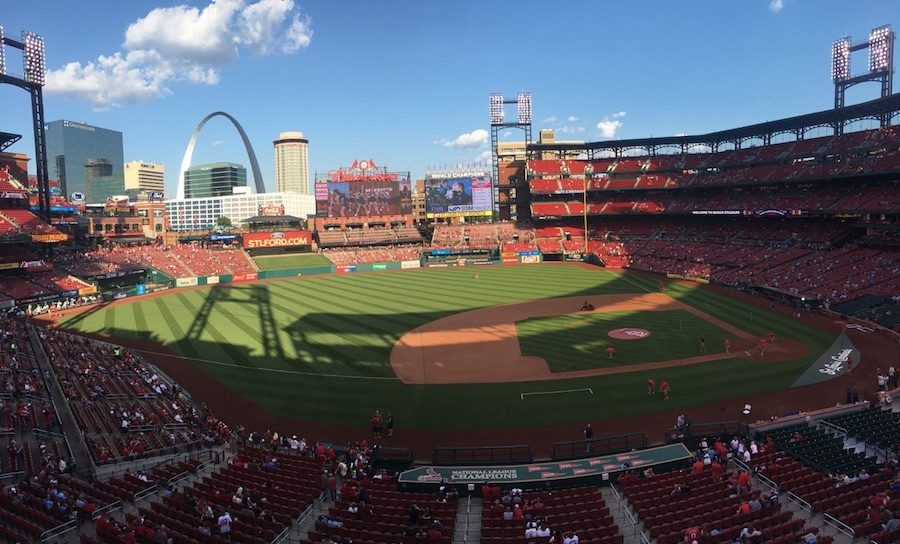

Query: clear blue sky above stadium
left=1, top=1, right=896, bottom=195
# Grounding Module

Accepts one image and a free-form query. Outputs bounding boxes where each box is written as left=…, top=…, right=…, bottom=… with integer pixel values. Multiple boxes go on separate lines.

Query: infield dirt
left=390, top=292, right=807, bottom=384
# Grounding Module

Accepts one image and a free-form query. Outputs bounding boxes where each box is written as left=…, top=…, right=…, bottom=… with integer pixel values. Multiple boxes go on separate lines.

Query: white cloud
left=595, top=111, right=625, bottom=138
left=211, top=140, right=225, bottom=147
left=46, top=0, right=313, bottom=109
left=474, top=150, right=492, bottom=163
left=124, top=0, right=243, bottom=65
left=558, top=125, right=586, bottom=134
left=443, top=128, right=488, bottom=149
left=769, top=0, right=784, bottom=12
left=45, top=50, right=175, bottom=110
left=238, top=0, right=312, bottom=54
left=596, top=120, right=622, bottom=138
left=542, top=116, right=557, bottom=124
left=567, top=116, right=579, bottom=122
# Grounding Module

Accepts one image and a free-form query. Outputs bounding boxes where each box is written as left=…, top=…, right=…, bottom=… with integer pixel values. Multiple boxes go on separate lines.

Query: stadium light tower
left=582, top=163, right=592, bottom=255
left=489, top=91, right=533, bottom=210
left=0, top=24, right=51, bottom=219
left=832, top=24, right=894, bottom=129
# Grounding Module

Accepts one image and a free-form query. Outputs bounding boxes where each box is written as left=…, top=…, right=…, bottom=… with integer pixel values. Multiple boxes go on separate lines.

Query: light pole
left=582, top=163, right=593, bottom=255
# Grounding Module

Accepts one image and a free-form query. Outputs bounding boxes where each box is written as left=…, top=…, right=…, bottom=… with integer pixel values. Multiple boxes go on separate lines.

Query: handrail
left=823, top=512, right=855, bottom=538
left=40, top=519, right=77, bottom=542
left=91, top=499, right=123, bottom=521
left=297, top=502, right=313, bottom=524
left=551, top=432, right=647, bottom=461
left=0, top=470, right=25, bottom=481
left=432, top=444, right=532, bottom=465
left=786, top=491, right=814, bottom=519
left=97, top=448, right=215, bottom=480
left=99, top=439, right=208, bottom=468
left=754, top=471, right=779, bottom=493
left=816, top=419, right=847, bottom=436
left=609, top=483, right=622, bottom=502
left=133, top=484, right=159, bottom=503
left=623, top=503, right=636, bottom=527
left=271, top=525, right=290, bottom=544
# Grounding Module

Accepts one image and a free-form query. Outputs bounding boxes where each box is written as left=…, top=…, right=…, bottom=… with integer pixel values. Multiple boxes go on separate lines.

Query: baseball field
left=57, top=264, right=837, bottom=435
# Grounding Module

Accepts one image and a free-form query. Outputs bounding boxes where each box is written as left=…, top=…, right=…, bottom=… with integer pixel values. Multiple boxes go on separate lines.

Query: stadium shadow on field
left=60, top=273, right=664, bottom=377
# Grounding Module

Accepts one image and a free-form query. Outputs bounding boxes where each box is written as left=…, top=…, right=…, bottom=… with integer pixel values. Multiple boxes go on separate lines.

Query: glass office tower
left=183, top=162, right=247, bottom=199
left=45, top=120, right=125, bottom=203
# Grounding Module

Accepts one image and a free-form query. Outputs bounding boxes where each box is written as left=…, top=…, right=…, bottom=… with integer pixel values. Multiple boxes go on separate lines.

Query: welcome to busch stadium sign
left=242, top=230, right=311, bottom=249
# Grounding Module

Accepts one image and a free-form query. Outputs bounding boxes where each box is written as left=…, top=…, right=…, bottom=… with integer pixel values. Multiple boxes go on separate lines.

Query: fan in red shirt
left=692, top=459, right=704, bottom=474
left=735, top=469, right=751, bottom=494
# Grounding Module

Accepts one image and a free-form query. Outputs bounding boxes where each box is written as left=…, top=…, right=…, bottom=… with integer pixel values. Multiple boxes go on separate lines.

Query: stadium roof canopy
left=528, top=93, right=900, bottom=157
left=0, top=132, right=23, bottom=152
left=243, top=215, right=304, bottom=224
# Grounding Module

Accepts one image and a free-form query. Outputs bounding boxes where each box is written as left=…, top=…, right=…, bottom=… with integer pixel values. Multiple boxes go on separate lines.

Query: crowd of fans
left=37, top=328, right=230, bottom=465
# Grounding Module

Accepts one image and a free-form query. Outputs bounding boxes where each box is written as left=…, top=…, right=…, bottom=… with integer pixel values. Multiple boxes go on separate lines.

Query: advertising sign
left=792, top=331, right=859, bottom=387
left=399, top=444, right=691, bottom=485
left=176, top=277, right=199, bottom=288
left=32, top=233, right=69, bottom=242
left=232, top=272, right=258, bottom=283
left=242, top=230, right=311, bottom=249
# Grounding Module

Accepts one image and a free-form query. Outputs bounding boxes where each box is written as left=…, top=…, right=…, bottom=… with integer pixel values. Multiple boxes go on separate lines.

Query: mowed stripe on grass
left=516, top=309, right=731, bottom=373
left=58, top=266, right=829, bottom=430
left=64, top=266, right=649, bottom=378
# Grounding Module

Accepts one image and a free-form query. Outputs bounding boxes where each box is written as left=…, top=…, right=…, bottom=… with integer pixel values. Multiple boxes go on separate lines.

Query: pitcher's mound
left=608, top=327, right=651, bottom=340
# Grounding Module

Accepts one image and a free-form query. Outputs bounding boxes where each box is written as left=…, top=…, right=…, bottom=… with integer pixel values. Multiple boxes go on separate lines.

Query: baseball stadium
left=0, top=17, right=899, bottom=544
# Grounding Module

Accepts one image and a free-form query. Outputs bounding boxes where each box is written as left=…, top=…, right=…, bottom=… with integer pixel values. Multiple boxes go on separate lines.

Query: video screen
left=315, top=179, right=412, bottom=217
left=425, top=175, right=493, bottom=217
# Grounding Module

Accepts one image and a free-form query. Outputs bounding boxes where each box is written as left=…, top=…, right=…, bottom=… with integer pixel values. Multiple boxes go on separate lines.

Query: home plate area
left=608, top=327, right=652, bottom=340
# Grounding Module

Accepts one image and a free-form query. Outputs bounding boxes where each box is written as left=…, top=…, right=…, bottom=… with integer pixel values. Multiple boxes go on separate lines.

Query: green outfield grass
left=516, top=309, right=731, bottom=372
left=58, top=265, right=835, bottom=431
left=253, top=253, right=333, bottom=271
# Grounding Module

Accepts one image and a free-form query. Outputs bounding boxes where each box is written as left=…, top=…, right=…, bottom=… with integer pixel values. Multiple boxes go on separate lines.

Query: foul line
left=614, top=271, right=656, bottom=294
left=520, top=388, right=594, bottom=400
left=130, top=348, right=401, bottom=381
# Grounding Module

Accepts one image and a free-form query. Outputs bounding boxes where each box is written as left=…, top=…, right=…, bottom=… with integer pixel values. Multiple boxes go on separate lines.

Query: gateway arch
left=176, top=111, right=266, bottom=199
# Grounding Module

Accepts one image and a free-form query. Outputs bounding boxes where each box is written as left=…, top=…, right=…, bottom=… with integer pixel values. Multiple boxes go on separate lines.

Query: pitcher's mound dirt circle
left=608, top=327, right=652, bottom=340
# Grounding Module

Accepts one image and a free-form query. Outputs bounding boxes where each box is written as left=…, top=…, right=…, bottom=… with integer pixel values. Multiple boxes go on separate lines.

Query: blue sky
left=1, top=1, right=896, bottom=196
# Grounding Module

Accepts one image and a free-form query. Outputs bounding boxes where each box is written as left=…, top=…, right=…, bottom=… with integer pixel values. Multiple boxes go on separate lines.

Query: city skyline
left=0, top=1, right=897, bottom=198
